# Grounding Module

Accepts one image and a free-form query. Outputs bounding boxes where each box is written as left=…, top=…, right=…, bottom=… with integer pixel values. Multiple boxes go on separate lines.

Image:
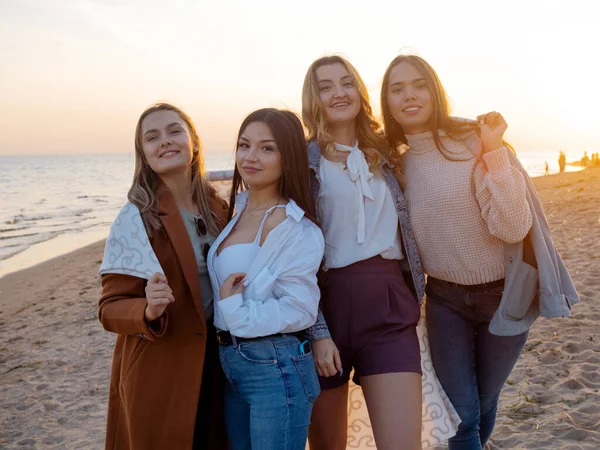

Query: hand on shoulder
left=477, top=111, right=507, bottom=153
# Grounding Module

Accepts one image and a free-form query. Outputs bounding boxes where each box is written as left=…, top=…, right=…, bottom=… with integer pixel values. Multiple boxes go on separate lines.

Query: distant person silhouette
left=581, top=151, right=589, bottom=170
left=558, top=151, right=566, bottom=173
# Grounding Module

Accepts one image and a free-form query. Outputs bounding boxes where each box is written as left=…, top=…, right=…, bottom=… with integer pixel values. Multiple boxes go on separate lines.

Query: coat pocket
left=503, top=261, right=538, bottom=320
left=121, top=337, right=148, bottom=382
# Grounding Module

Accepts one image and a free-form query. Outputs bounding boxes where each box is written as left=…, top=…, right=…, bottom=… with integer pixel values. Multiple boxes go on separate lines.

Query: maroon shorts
left=320, top=256, right=421, bottom=390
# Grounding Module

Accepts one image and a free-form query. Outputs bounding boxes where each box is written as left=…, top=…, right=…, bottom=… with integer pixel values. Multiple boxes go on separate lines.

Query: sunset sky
left=1, top=0, right=599, bottom=156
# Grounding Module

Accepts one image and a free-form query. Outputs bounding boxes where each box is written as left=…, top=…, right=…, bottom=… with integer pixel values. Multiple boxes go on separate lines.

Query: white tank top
left=214, top=205, right=286, bottom=286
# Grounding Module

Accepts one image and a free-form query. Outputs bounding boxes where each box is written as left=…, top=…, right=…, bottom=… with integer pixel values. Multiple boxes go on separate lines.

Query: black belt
left=216, top=329, right=306, bottom=346
left=430, top=277, right=505, bottom=293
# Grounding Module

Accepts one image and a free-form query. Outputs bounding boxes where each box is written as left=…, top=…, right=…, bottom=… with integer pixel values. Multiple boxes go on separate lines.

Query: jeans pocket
left=237, top=340, right=278, bottom=365
left=487, top=286, right=504, bottom=296
left=291, top=353, right=321, bottom=403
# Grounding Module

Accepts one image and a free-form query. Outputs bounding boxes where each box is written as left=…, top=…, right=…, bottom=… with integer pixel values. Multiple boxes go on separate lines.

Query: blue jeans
left=219, top=335, right=320, bottom=450
left=426, top=277, right=528, bottom=450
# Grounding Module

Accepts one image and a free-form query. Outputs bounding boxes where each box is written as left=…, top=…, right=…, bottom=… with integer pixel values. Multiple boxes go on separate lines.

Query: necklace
left=232, top=195, right=281, bottom=231
left=244, top=195, right=281, bottom=213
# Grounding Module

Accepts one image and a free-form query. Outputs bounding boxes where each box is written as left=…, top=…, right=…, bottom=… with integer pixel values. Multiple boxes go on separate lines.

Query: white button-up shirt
left=207, top=192, right=325, bottom=338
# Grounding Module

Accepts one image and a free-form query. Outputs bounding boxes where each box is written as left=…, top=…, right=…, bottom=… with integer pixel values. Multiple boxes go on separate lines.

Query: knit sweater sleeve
left=473, top=146, right=533, bottom=244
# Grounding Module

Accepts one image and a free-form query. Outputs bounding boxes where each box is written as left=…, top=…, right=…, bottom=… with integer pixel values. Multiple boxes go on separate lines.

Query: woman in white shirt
left=207, top=108, right=325, bottom=450
left=302, top=56, right=423, bottom=450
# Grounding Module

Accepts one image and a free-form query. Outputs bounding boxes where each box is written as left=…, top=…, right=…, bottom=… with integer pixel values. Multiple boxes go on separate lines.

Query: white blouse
left=207, top=192, right=325, bottom=338
left=318, top=142, right=403, bottom=270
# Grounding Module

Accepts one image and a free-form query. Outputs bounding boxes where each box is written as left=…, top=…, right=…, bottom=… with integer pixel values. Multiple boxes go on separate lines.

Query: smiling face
left=140, top=110, right=195, bottom=175
left=386, top=62, right=434, bottom=135
left=315, top=63, right=361, bottom=127
left=236, top=121, right=283, bottom=190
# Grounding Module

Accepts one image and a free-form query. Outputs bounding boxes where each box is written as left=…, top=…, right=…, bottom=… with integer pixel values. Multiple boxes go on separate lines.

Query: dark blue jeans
left=426, top=277, right=528, bottom=450
left=219, top=335, right=320, bottom=450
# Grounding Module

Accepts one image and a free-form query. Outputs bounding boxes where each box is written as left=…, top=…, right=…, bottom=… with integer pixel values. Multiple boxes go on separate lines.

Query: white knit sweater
left=402, top=131, right=532, bottom=285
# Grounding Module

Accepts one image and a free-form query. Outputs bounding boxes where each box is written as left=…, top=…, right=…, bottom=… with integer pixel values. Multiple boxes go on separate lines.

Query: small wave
left=73, top=208, right=93, bottom=217
left=0, top=245, right=30, bottom=261
left=0, top=225, right=29, bottom=233
left=4, top=216, right=50, bottom=225
left=0, top=232, right=38, bottom=241
left=0, top=242, right=25, bottom=248
left=0, top=221, right=110, bottom=262
left=24, top=215, right=52, bottom=222
left=4, top=216, right=23, bottom=225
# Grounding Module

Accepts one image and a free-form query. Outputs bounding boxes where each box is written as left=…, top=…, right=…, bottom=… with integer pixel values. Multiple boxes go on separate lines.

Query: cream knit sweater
left=402, top=131, right=532, bottom=285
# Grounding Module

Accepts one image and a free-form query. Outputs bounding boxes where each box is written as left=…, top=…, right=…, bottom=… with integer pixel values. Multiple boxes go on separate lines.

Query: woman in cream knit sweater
left=380, top=54, right=532, bottom=450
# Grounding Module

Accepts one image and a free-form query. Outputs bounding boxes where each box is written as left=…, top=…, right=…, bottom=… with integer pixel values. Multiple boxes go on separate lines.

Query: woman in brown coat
left=98, top=103, right=229, bottom=450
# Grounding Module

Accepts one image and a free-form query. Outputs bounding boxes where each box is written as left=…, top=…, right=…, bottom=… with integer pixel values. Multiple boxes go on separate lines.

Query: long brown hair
left=228, top=108, right=318, bottom=225
left=129, top=103, right=222, bottom=237
left=302, top=55, right=402, bottom=174
left=380, top=54, right=478, bottom=153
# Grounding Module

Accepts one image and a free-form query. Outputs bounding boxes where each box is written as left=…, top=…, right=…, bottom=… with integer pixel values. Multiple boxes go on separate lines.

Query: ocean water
left=0, top=153, right=234, bottom=277
left=0, top=150, right=582, bottom=277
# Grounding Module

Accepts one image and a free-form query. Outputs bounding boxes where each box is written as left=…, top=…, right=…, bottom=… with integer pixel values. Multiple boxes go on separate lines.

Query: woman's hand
left=312, top=338, right=342, bottom=377
left=144, top=272, right=174, bottom=322
left=220, top=272, right=246, bottom=300
left=477, top=111, right=507, bottom=153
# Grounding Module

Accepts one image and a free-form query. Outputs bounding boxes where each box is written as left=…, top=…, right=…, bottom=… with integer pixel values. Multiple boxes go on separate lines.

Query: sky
left=1, top=0, right=599, bottom=156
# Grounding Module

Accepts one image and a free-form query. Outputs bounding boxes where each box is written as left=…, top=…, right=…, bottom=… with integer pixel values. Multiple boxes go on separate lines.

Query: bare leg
left=361, top=373, right=422, bottom=450
left=308, top=382, right=349, bottom=450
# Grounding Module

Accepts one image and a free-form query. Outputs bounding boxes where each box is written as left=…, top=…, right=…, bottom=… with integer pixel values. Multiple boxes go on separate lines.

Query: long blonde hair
left=128, top=103, right=222, bottom=237
left=302, top=55, right=401, bottom=174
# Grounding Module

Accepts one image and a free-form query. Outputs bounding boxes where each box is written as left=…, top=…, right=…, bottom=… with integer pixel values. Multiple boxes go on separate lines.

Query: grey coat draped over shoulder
left=462, top=132, right=580, bottom=336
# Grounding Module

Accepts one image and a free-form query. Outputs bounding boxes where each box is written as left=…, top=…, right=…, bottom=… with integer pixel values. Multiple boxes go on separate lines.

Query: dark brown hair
left=228, top=108, right=318, bottom=224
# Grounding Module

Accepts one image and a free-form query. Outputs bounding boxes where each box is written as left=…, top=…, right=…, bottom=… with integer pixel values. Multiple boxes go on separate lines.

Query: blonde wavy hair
left=128, top=103, right=222, bottom=237
left=301, top=55, right=401, bottom=174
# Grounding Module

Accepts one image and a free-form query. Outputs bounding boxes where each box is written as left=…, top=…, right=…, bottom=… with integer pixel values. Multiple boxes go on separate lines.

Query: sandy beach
left=1, top=170, right=598, bottom=449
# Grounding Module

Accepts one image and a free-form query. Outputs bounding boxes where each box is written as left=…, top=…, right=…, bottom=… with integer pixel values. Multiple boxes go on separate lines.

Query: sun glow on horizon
left=1, top=0, right=599, bottom=156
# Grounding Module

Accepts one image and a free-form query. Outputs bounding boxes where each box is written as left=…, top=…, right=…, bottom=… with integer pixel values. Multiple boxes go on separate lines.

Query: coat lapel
left=157, top=189, right=206, bottom=324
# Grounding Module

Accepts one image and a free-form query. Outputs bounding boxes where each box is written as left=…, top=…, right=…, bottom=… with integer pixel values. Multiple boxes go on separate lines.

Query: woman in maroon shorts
left=301, top=55, right=426, bottom=450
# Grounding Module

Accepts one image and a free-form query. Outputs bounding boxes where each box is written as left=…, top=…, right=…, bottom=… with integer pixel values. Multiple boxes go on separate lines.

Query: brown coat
left=98, top=189, right=229, bottom=450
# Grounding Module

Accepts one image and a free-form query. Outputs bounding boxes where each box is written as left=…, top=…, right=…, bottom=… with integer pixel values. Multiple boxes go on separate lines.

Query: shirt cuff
left=216, top=293, right=244, bottom=329
left=482, top=146, right=511, bottom=173
left=305, top=324, right=332, bottom=342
